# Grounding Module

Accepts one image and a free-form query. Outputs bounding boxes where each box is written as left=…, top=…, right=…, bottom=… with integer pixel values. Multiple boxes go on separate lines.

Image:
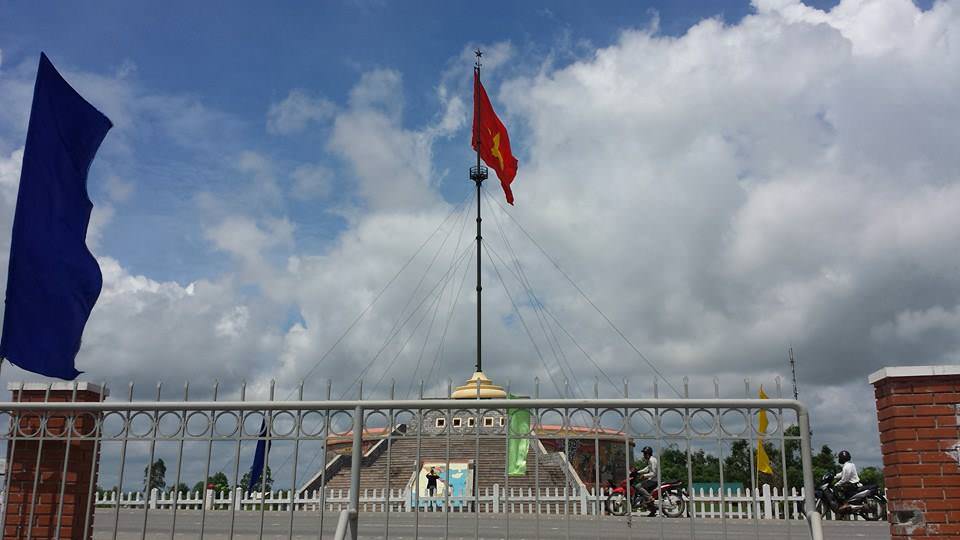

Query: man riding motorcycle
left=834, top=450, right=861, bottom=511
left=635, top=446, right=659, bottom=516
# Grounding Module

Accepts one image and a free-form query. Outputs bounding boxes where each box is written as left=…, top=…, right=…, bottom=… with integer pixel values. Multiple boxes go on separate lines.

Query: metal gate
left=0, top=383, right=825, bottom=539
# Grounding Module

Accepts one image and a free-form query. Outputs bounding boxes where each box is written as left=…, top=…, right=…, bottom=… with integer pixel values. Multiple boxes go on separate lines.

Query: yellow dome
left=450, top=371, right=507, bottom=399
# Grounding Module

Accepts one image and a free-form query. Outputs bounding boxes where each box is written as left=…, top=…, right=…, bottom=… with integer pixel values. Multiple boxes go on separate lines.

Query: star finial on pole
left=475, top=48, right=483, bottom=70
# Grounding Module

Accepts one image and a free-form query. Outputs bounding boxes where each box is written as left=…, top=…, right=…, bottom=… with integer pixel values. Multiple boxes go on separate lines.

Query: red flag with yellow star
left=472, top=71, right=519, bottom=204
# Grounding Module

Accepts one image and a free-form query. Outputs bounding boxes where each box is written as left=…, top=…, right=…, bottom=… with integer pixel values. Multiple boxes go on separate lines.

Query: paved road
left=93, top=509, right=889, bottom=539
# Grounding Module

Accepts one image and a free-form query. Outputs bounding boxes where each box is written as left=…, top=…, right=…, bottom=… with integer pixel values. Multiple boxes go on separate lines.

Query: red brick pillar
left=870, top=366, right=960, bottom=539
left=3, top=382, right=108, bottom=540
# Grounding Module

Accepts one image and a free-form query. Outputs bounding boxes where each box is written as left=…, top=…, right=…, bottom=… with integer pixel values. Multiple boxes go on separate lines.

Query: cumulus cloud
left=290, top=163, right=333, bottom=201
left=266, top=88, right=335, bottom=135
left=327, top=68, right=443, bottom=212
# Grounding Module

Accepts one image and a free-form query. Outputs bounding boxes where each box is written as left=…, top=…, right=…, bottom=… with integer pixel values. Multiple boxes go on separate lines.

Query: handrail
left=0, top=397, right=807, bottom=412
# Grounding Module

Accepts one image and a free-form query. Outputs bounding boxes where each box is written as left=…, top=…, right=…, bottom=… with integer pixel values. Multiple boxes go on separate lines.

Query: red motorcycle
left=605, top=474, right=687, bottom=517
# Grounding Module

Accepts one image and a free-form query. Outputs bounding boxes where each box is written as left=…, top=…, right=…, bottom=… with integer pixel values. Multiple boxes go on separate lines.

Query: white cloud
left=104, top=174, right=134, bottom=202
left=290, top=163, right=333, bottom=201
left=236, top=150, right=283, bottom=205
left=266, top=89, right=335, bottom=135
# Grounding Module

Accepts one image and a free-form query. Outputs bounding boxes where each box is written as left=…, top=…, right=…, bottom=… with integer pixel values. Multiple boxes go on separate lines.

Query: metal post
left=348, top=405, right=363, bottom=540
left=799, top=410, right=824, bottom=540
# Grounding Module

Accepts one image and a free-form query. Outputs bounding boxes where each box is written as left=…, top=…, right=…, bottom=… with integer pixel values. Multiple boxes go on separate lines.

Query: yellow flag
left=757, top=386, right=773, bottom=475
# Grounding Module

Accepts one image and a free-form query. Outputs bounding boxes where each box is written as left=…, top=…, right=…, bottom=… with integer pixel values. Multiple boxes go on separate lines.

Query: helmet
left=838, top=450, right=851, bottom=464
left=642, top=446, right=654, bottom=456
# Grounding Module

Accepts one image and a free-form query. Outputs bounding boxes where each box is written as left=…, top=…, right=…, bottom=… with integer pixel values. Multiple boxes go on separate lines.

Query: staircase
left=300, top=434, right=578, bottom=495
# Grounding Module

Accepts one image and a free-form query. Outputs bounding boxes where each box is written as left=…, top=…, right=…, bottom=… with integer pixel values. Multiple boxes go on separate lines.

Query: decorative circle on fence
left=597, top=408, right=627, bottom=435
left=212, top=411, right=239, bottom=437
left=128, top=411, right=155, bottom=438
left=657, top=408, right=687, bottom=437
left=689, top=408, right=717, bottom=436
left=242, top=411, right=267, bottom=437
left=751, top=408, right=781, bottom=437
left=157, top=411, right=184, bottom=438
left=719, top=409, right=749, bottom=437
left=627, top=409, right=657, bottom=438
left=299, top=411, right=327, bottom=437
left=44, top=414, right=70, bottom=438
left=535, top=408, right=568, bottom=434
left=328, top=410, right=355, bottom=437
left=102, top=411, right=127, bottom=439
left=362, top=410, right=389, bottom=436
left=72, top=412, right=100, bottom=438
left=17, top=413, right=43, bottom=438
left=271, top=411, right=298, bottom=438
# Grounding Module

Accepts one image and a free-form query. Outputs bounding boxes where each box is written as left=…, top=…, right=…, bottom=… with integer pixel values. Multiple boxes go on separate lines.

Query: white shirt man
left=835, top=461, right=860, bottom=486
left=638, top=456, right=659, bottom=481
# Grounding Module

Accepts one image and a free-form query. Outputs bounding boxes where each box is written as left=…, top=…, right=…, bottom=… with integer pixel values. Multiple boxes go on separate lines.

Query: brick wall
left=870, top=366, right=960, bottom=539
left=3, top=383, right=107, bottom=540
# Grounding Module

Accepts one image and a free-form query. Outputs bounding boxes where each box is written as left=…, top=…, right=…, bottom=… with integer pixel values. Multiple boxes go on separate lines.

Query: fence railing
left=93, top=484, right=823, bottom=519
left=0, top=383, right=826, bottom=540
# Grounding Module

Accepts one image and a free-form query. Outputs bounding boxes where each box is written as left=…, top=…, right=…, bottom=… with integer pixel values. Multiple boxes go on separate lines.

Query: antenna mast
left=789, top=347, right=799, bottom=400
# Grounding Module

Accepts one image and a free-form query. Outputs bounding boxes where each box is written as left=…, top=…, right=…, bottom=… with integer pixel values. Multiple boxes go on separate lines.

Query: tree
left=172, top=483, right=190, bottom=495
left=239, top=466, right=273, bottom=492
left=143, top=459, right=166, bottom=492
left=860, top=466, right=884, bottom=490
left=193, top=471, right=231, bottom=494
left=811, top=444, right=840, bottom=481
left=638, top=445, right=721, bottom=484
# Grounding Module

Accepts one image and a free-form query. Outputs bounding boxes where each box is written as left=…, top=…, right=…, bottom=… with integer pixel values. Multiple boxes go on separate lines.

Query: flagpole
left=471, top=49, right=486, bottom=375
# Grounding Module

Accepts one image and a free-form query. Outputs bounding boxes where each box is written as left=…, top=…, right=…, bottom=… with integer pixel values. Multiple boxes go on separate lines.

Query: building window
left=467, top=417, right=476, bottom=428
left=435, top=417, right=445, bottom=428
left=452, top=417, right=462, bottom=428
left=483, top=417, right=495, bottom=427
left=499, top=417, right=506, bottom=427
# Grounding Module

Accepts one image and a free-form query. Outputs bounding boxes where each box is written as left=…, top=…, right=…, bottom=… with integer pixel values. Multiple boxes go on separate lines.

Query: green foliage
left=143, top=458, right=166, bottom=491
left=192, top=471, right=231, bottom=494
left=627, top=426, right=877, bottom=494
left=860, top=466, right=884, bottom=489
left=239, top=466, right=273, bottom=492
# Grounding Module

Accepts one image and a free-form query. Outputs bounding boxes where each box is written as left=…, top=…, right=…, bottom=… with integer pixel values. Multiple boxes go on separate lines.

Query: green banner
left=507, top=396, right=530, bottom=476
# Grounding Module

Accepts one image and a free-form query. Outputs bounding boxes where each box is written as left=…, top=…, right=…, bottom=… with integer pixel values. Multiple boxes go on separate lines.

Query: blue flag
left=248, top=419, right=270, bottom=491
left=0, top=53, right=112, bottom=380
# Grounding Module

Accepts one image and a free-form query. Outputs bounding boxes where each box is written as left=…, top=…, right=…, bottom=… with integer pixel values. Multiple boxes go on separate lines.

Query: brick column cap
left=7, top=381, right=109, bottom=397
left=868, top=365, right=960, bottom=385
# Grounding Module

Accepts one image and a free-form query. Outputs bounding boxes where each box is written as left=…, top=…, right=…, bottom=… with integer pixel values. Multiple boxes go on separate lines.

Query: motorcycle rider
left=834, top=450, right=861, bottom=511
left=635, top=446, right=659, bottom=516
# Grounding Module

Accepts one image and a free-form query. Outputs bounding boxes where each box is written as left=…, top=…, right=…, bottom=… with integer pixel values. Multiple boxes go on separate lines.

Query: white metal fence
left=0, top=384, right=826, bottom=540
left=95, top=484, right=817, bottom=519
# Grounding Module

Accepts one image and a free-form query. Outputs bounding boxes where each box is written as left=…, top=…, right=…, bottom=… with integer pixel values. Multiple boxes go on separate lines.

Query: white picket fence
left=95, top=484, right=825, bottom=520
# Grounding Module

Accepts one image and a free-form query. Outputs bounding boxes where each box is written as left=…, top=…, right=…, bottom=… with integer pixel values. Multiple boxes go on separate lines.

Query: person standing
left=426, top=467, right=441, bottom=497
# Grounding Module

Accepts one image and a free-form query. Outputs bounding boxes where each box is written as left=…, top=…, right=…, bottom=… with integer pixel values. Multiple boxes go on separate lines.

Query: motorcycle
left=804, top=473, right=886, bottom=521
left=605, top=474, right=687, bottom=517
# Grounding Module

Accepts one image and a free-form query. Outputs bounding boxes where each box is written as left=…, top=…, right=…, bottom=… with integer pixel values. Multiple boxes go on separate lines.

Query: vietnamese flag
left=472, top=72, right=519, bottom=204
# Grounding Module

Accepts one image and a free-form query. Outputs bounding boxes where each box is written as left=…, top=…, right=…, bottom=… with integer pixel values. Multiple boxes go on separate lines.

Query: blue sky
left=0, top=0, right=955, bottom=474
left=1, top=0, right=845, bottom=283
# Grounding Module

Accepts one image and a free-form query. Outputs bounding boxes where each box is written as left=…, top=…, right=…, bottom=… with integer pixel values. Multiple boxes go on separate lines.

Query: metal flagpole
left=470, top=48, right=488, bottom=375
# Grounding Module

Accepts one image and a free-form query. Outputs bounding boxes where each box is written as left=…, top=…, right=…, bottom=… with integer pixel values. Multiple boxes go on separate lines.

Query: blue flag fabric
left=0, top=53, right=112, bottom=380
left=248, top=419, right=270, bottom=491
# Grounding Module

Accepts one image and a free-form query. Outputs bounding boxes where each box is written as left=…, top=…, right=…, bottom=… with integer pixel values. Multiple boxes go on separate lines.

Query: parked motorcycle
left=804, top=473, right=886, bottom=521
left=605, top=475, right=687, bottom=517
